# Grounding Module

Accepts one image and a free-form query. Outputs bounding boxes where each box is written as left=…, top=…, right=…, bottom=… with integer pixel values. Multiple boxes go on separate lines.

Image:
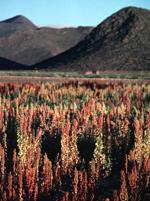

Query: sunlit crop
left=0, top=80, right=149, bottom=201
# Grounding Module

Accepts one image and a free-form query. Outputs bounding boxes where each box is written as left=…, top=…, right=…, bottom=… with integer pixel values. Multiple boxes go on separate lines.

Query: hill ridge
left=0, top=15, right=93, bottom=65
left=34, top=6, right=150, bottom=71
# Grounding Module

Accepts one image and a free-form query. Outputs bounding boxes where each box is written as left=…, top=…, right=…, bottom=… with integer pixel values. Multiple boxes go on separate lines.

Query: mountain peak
left=79, top=6, right=150, bottom=50
left=34, top=6, right=150, bottom=71
left=118, top=6, right=150, bottom=13
left=2, top=15, right=26, bottom=22
left=1, top=15, right=36, bottom=29
left=111, top=6, right=150, bottom=23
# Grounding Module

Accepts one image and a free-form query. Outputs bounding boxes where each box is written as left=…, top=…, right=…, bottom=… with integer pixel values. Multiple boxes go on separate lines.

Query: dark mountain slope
left=34, top=7, right=150, bottom=71
left=0, top=15, right=93, bottom=65
left=0, top=26, right=93, bottom=65
left=0, top=57, right=28, bottom=70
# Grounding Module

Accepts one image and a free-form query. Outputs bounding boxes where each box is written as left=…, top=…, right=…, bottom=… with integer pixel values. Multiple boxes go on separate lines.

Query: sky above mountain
left=1, top=0, right=150, bottom=27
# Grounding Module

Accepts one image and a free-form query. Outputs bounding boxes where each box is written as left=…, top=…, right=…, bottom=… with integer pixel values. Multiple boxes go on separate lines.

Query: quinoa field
left=0, top=80, right=150, bottom=201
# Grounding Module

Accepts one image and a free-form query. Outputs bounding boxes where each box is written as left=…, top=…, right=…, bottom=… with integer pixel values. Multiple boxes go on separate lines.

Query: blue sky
left=1, top=0, right=150, bottom=27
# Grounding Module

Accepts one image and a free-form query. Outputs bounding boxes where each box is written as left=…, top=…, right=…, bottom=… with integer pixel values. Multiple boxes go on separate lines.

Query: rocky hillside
left=0, top=15, right=93, bottom=65
left=35, top=7, right=150, bottom=71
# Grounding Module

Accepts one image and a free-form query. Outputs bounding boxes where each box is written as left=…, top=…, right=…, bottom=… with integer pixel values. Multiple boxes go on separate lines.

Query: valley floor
left=0, top=70, right=150, bottom=83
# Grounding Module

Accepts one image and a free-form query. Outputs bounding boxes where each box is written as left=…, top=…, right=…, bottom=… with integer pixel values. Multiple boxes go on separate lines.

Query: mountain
left=0, top=16, right=93, bottom=65
left=34, top=7, right=150, bottom=71
left=0, top=57, right=27, bottom=70
left=2, top=15, right=35, bottom=27
left=0, top=15, right=36, bottom=37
